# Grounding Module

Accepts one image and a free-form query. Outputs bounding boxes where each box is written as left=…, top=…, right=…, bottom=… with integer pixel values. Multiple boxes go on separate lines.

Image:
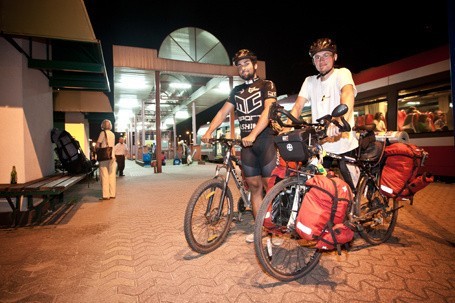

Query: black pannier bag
left=274, top=127, right=317, bottom=164
left=51, top=128, right=93, bottom=175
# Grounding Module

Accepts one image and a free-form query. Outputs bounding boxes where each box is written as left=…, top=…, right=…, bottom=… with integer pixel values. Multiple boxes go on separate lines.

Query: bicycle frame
left=184, top=137, right=252, bottom=254
left=212, top=142, right=251, bottom=219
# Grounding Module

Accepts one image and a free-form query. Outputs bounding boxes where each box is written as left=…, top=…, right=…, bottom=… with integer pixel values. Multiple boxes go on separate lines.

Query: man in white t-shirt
left=114, top=137, right=129, bottom=176
left=290, top=38, right=358, bottom=189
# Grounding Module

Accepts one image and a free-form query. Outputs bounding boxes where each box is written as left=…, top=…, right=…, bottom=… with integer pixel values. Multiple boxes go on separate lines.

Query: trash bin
left=143, top=153, right=151, bottom=165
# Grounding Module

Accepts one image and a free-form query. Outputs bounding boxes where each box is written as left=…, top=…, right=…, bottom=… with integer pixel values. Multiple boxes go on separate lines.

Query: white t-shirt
left=298, top=68, right=359, bottom=154
left=114, top=143, right=129, bottom=156
left=374, top=119, right=387, bottom=132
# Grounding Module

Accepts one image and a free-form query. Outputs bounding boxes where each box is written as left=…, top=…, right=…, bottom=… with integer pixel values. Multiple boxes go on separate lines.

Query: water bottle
left=10, top=166, right=17, bottom=184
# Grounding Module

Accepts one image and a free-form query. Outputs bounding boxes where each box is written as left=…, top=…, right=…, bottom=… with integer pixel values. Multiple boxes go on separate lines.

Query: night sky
left=84, top=0, right=451, bottom=132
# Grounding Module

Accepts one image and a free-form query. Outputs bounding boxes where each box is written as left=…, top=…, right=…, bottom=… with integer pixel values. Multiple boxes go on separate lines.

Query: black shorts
left=241, top=134, right=277, bottom=178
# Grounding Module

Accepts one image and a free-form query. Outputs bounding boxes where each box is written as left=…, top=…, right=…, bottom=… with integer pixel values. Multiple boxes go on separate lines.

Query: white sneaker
left=245, top=233, right=254, bottom=243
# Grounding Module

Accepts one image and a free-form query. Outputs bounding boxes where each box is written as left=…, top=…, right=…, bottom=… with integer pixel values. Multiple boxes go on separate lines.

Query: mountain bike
left=184, top=137, right=251, bottom=254
left=253, top=103, right=399, bottom=282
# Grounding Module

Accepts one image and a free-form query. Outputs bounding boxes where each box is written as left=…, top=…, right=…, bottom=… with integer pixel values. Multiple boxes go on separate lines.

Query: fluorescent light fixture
left=175, top=111, right=189, bottom=119
left=164, top=118, right=174, bottom=125
left=215, top=81, right=231, bottom=93
left=169, top=82, right=191, bottom=89
left=117, top=98, right=139, bottom=108
left=116, top=74, right=148, bottom=89
left=116, top=109, right=134, bottom=119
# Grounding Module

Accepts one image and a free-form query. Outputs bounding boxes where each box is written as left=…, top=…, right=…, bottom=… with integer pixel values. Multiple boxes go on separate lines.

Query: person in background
left=201, top=49, right=278, bottom=243
left=433, top=110, right=448, bottom=131
left=114, top=137, right=128, bottom=176
left=97, top=119, right=116, bottom=200
left=160, top=151, right=167, bottom=166
left=373, top=112, right=387, bottom=132
left=415, top=113, right=432, bottom=133
left=178, top=140, right=190, bottom=164
left=290, top=38, right=358, bottom=190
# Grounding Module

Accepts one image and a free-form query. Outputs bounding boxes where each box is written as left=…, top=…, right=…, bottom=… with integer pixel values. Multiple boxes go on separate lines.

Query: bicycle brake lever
left=331, top=117, right=351, bottom=132
left=340, top=116, right=351, bottom=132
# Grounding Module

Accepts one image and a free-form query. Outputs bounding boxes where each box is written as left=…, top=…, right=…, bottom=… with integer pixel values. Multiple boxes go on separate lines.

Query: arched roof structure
left=113, top=26, right=266, bottom=132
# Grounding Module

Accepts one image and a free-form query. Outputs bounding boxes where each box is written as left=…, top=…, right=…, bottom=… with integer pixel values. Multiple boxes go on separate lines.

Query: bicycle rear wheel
left=184, top=178, right=234, bottom=254
left=254, top=177, right=322, bottom=282
left=354, top=175, right=398, bottom=245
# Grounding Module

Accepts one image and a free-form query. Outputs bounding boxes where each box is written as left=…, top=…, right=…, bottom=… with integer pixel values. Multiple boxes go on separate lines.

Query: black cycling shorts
left=241, top=135, right=277, bottom=178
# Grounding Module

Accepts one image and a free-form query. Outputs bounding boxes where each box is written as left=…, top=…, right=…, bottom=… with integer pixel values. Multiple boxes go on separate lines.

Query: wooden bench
left=0, top=172, right=92, bottom=227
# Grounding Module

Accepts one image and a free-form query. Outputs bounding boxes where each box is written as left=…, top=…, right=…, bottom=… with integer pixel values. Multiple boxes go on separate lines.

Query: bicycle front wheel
left=184, top=178, right=234, bottom=254
left=354, top=175, right=398, bottom=245
left=254, top=177, right=322, bottom=282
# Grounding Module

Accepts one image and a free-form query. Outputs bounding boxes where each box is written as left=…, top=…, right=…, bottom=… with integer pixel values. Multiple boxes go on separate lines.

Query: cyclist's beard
left=240, top=69, right=256, bottom=81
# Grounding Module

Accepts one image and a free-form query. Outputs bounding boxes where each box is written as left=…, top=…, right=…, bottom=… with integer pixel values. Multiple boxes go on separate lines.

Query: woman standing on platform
left=97, top=119, right=116, bottom=200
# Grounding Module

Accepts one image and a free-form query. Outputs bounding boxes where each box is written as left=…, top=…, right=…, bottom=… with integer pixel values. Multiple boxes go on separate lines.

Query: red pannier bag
left=402, top=172, right=434, bottom=197
left=316, top=223, right=355, bottom=251
left=295, top=175, right=353, bottom=249
left=379, top=143, right=433, bottom=200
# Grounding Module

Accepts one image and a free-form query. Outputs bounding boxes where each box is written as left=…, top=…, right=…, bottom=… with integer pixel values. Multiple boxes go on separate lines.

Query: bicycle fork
left=204, top=165, right=230, bottom=222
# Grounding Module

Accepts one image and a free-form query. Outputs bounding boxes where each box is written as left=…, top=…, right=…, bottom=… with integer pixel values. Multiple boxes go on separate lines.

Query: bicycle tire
left=254, top=177, right=322, bottom=282
left=184, top=178, right=234, bottom=254
left=354, top=175, right=398, bottom=245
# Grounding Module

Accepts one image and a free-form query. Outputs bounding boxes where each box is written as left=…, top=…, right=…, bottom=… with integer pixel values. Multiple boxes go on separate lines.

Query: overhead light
left=116, top=74, right=148, bottom=89
left=117, top=97, right=139, bottom=108
left=216, top=81, right=231, bottom=93
left=116, top=109, right=134, bottom=119
left=164, top=118, right=174, bottom=126
left=169, top=82, right=191, bottom=89
left=175, top=111, right=189, bottom=119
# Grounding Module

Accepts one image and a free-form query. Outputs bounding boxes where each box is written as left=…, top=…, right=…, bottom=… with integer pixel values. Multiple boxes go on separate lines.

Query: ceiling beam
left=49, top=78, right=110, bottom=91
left=28, top=58, right=105, bottom=73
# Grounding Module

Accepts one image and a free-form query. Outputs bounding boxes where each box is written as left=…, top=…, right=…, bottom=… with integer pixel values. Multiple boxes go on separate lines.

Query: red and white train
left=352, top=45, right=454, bottom=180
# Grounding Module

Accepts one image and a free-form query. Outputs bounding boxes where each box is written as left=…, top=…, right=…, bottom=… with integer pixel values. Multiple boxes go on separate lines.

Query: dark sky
left=84, top=0, right=451, bottom=133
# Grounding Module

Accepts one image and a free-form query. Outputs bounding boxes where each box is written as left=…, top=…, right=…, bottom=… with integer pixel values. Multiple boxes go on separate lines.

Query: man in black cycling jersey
left=201, top=49, right=278, bottom=243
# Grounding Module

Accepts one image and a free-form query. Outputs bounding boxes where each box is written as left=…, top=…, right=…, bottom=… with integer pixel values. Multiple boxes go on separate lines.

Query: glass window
left=398, top=84, right=452, bottom=133
left=353, top=95, right=388, bottom=131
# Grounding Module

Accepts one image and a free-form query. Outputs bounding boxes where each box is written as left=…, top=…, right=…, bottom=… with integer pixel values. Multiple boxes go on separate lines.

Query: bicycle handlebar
left=208, top=137, right=243, bottom=147
left=269, top=102, right=351, bottom=133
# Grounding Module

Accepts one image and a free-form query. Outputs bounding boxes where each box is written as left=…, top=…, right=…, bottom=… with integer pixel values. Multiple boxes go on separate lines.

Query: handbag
left=96, top=131, right=113, bottom=161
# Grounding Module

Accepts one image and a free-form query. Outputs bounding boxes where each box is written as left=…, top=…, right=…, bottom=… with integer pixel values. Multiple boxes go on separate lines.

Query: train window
left=353, top=95, right=388, bottom=130
left=397, top=84, right=452, bottom=133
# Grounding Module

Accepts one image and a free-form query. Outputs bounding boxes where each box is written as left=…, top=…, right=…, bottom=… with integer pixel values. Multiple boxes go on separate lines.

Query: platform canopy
left=0, top=0, right=111, bottom=112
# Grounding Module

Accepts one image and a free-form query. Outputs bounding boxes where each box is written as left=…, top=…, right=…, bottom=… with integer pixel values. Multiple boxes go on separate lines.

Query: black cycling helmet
left=309, top=38, right=337, bottom=57
left=232, top=49, right=257, bottom=66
